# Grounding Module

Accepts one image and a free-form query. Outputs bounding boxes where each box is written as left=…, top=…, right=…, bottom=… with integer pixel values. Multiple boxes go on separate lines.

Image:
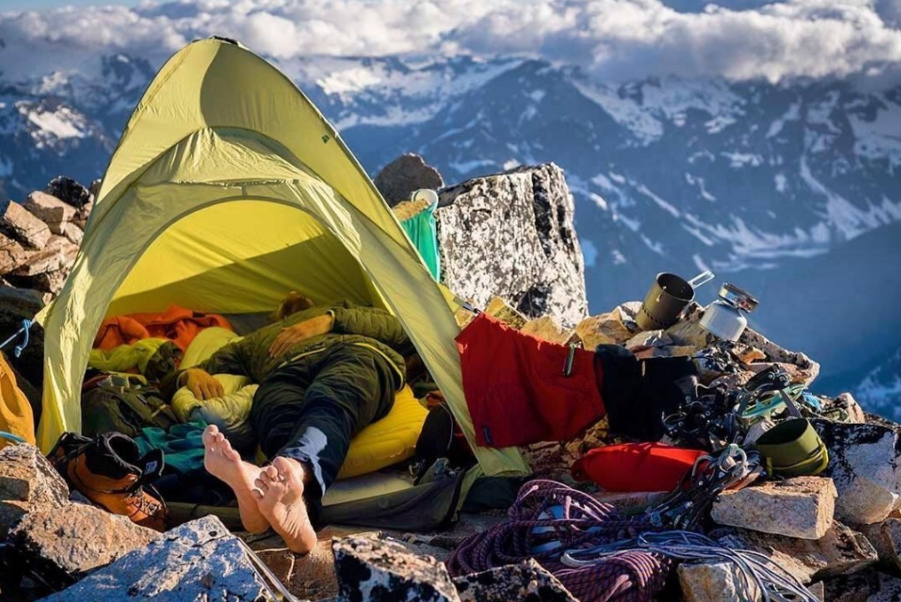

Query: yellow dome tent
left=36, top=37, right=528, bottom=478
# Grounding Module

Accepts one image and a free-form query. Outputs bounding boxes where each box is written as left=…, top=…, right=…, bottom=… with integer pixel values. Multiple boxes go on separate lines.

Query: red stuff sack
left=571, top=443, right=706, bottom=492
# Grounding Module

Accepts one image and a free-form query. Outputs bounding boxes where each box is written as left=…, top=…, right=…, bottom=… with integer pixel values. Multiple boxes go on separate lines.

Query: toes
left=250, top=488, right=263, bottom=501
left=202, top=425, right=220, bottom=446
left=254, top=477, right=270, bottom=494
left=273, top=456, right=305, bottom=485
left=222, top=445, right=240, bottom=463
left=263, top=465, right=280, bottom=481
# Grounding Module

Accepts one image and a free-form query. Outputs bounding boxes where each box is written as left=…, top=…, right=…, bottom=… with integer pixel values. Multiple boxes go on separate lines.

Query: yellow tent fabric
left=36, top=38, right=528, bottom=478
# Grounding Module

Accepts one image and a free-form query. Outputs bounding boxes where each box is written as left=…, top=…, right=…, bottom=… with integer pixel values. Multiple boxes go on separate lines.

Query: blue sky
left=1, top=0, right=140, bottom=10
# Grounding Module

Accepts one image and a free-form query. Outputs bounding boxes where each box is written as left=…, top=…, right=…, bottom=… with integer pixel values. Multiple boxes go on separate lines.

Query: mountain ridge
left=0, top=49, right=899, bottom=408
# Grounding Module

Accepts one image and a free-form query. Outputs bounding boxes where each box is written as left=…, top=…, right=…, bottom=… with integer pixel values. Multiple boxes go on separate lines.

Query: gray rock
left=22, top=191, right=76, bottom=224
left=1, top=201, right=51, bottom=249
left=44, top=176, right=92, bottom=212
left=809, top=581, right=825, bottom=601
left=718, top=521, right=878, bottom=584
left=11, top=235, right=77, bottom=277
left=437, top=164, right=588, bottom=326
left=858, top=518, right=901, bottom=571
left=8, top=502, right=160, bottom=588
left=677, top=561, right=760, bottom=602
left=39, top=515, right=267, bottom=602
left=454, top=559, right=577, bottom=602
left=711, top=477, right=836, bottom=539
left=520, top=316, right=572, bottom=344
left=375, top=153, right=444, bottom=206
left=333, top=534, right=460, bottom=602
left=575, top=308, right=636, bottom=348
left=0, top=232, right=28, bottom=273
left=0, top=443, right=68, bottom=538
left=869, top=573, right=901, bottom=601
left=824, top=569, right=880, bottom=602
left=813, top=392, right=867, bottom=424
left=812, top=420, right=901, bottom=525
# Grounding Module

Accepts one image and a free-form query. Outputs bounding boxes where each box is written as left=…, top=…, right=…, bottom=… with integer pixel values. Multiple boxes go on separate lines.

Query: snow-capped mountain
left=857, top=348, right=901, bottom=421
left=1, top=52, right=899, bottom=409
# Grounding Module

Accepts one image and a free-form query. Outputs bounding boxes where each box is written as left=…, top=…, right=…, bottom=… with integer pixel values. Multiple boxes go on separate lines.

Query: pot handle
left=688, top=270, right=715, bottom=289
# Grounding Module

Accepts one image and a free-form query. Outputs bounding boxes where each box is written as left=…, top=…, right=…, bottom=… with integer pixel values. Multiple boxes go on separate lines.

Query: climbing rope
left=0, top=319, right=34, bottom=358
left=562, top=531, right=818, bottom=602
left=446, top=480, right=671, bottom=602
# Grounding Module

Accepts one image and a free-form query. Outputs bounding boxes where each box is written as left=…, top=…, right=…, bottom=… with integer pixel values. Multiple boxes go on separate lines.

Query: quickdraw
left=646, top=444, right=762, bottom=531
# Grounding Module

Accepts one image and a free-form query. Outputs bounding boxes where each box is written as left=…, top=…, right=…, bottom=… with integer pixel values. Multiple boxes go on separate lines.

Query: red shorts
left=455, top=313, right=606, bottom=448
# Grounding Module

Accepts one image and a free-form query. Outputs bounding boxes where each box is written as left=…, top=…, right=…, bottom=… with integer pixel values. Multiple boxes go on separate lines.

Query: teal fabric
left=135, top=421, right=206, bottom=476
left=400, top=201, right=441, bottom=281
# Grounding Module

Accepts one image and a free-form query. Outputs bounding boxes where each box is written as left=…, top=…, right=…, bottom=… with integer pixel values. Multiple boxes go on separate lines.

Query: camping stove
left=700, top=283, right=759, bottom=342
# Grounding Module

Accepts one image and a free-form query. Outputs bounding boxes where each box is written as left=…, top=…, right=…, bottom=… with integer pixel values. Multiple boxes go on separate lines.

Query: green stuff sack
left=399, top=197, right=441, bottom=281
left=754, top=418, right=829, bottom=478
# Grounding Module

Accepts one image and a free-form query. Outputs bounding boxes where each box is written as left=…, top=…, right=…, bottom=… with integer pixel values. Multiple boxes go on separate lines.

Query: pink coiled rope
left=447, top=480, right=671, bottom=602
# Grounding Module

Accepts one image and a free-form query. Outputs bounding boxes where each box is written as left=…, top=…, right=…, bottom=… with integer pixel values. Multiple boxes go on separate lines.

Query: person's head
left=272, top=291, right=316, bottom=322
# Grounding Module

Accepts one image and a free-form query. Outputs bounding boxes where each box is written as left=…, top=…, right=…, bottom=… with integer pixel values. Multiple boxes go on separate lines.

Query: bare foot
left=252, top=457, right=317, bottom=554
left=202, top=425, right=270, bottom=533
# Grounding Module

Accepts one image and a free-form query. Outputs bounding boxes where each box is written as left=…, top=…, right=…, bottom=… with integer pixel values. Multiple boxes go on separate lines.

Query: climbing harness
left=0, top=319, right=33, bottom=358
left=646, top=444, right=762, bottom=531
left=562, top=531, right=819, bottom=602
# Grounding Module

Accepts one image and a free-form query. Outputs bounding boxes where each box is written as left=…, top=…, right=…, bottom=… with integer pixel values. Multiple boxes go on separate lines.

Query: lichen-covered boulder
left=333, top=534, right=460, bottom=602
left=678, top=561, right=760, bottom=602
left=811, top=420, right=901, bottom=525
left=717, top=521, right=877, bottom=584
left=8, top=503, right=160, bottom=590
left=437, top=164, right=588, bottom=327
left=0, top=443, right=68, bottom=538
left=453, top=559, right=577, bottom=602
left=38, top=516, right=267, bottom=602
left=711, top=477, right=837, bottom=540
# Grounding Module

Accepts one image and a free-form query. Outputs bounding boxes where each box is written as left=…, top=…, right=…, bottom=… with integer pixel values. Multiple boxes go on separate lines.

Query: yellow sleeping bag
left=337, top=384, right=427, bottom=480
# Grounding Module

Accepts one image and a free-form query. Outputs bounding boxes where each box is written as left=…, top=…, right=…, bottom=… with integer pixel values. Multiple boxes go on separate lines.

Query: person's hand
left=269, top=314, right=334, bottom=358
left=183, top=368, right=224, bottom=400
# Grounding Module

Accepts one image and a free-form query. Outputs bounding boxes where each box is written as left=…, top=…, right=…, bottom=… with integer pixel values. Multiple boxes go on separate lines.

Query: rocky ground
left=2, top=159, right=901, bottom=601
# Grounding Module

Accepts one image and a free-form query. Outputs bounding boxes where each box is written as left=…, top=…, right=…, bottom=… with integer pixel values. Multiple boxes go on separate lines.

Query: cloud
left=0, top=0, right=900, bottom=85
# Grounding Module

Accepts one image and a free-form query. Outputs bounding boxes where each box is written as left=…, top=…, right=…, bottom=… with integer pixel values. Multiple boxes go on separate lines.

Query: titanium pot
left=700, top=283, right=759, bottom=342
left=636, top=271, right=714, bottom=331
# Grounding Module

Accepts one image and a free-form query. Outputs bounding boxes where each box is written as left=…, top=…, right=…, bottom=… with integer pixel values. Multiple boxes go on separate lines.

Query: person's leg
left=254, top=345, right=397, bottom=553
left=201, top=424, right=270, bottom=533
left=203, top=368, right=314, bottom=534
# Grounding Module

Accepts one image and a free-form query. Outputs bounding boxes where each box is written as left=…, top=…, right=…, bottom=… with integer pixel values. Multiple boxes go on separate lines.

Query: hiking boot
left=49, top=431, right=169, bottom=531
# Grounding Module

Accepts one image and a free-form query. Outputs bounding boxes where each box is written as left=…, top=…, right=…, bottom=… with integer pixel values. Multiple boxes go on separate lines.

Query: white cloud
left=0, top=0, right=900, bottom=85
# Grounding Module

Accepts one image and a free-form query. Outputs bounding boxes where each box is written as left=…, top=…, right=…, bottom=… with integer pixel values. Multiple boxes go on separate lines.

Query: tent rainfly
left=36, top=37, right=529, bottom=478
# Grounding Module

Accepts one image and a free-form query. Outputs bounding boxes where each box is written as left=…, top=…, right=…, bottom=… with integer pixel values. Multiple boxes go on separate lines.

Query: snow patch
left=26, top=108, right=85, bottom=140
left=721, top=152, right=763, bottom=168
left=774, top=173, right=787, bottom=193
left=448, top=159, right=495, bottom=174
left=766, top=101, right=801, bottom=138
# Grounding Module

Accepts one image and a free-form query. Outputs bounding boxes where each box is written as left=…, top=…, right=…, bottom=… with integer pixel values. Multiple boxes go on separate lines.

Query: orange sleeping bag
left=94, top=305, right=232, bottom=351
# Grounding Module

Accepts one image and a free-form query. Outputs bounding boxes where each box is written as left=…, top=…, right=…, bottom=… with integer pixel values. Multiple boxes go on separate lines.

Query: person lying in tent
left=162, top=292, right=414, bottom=553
